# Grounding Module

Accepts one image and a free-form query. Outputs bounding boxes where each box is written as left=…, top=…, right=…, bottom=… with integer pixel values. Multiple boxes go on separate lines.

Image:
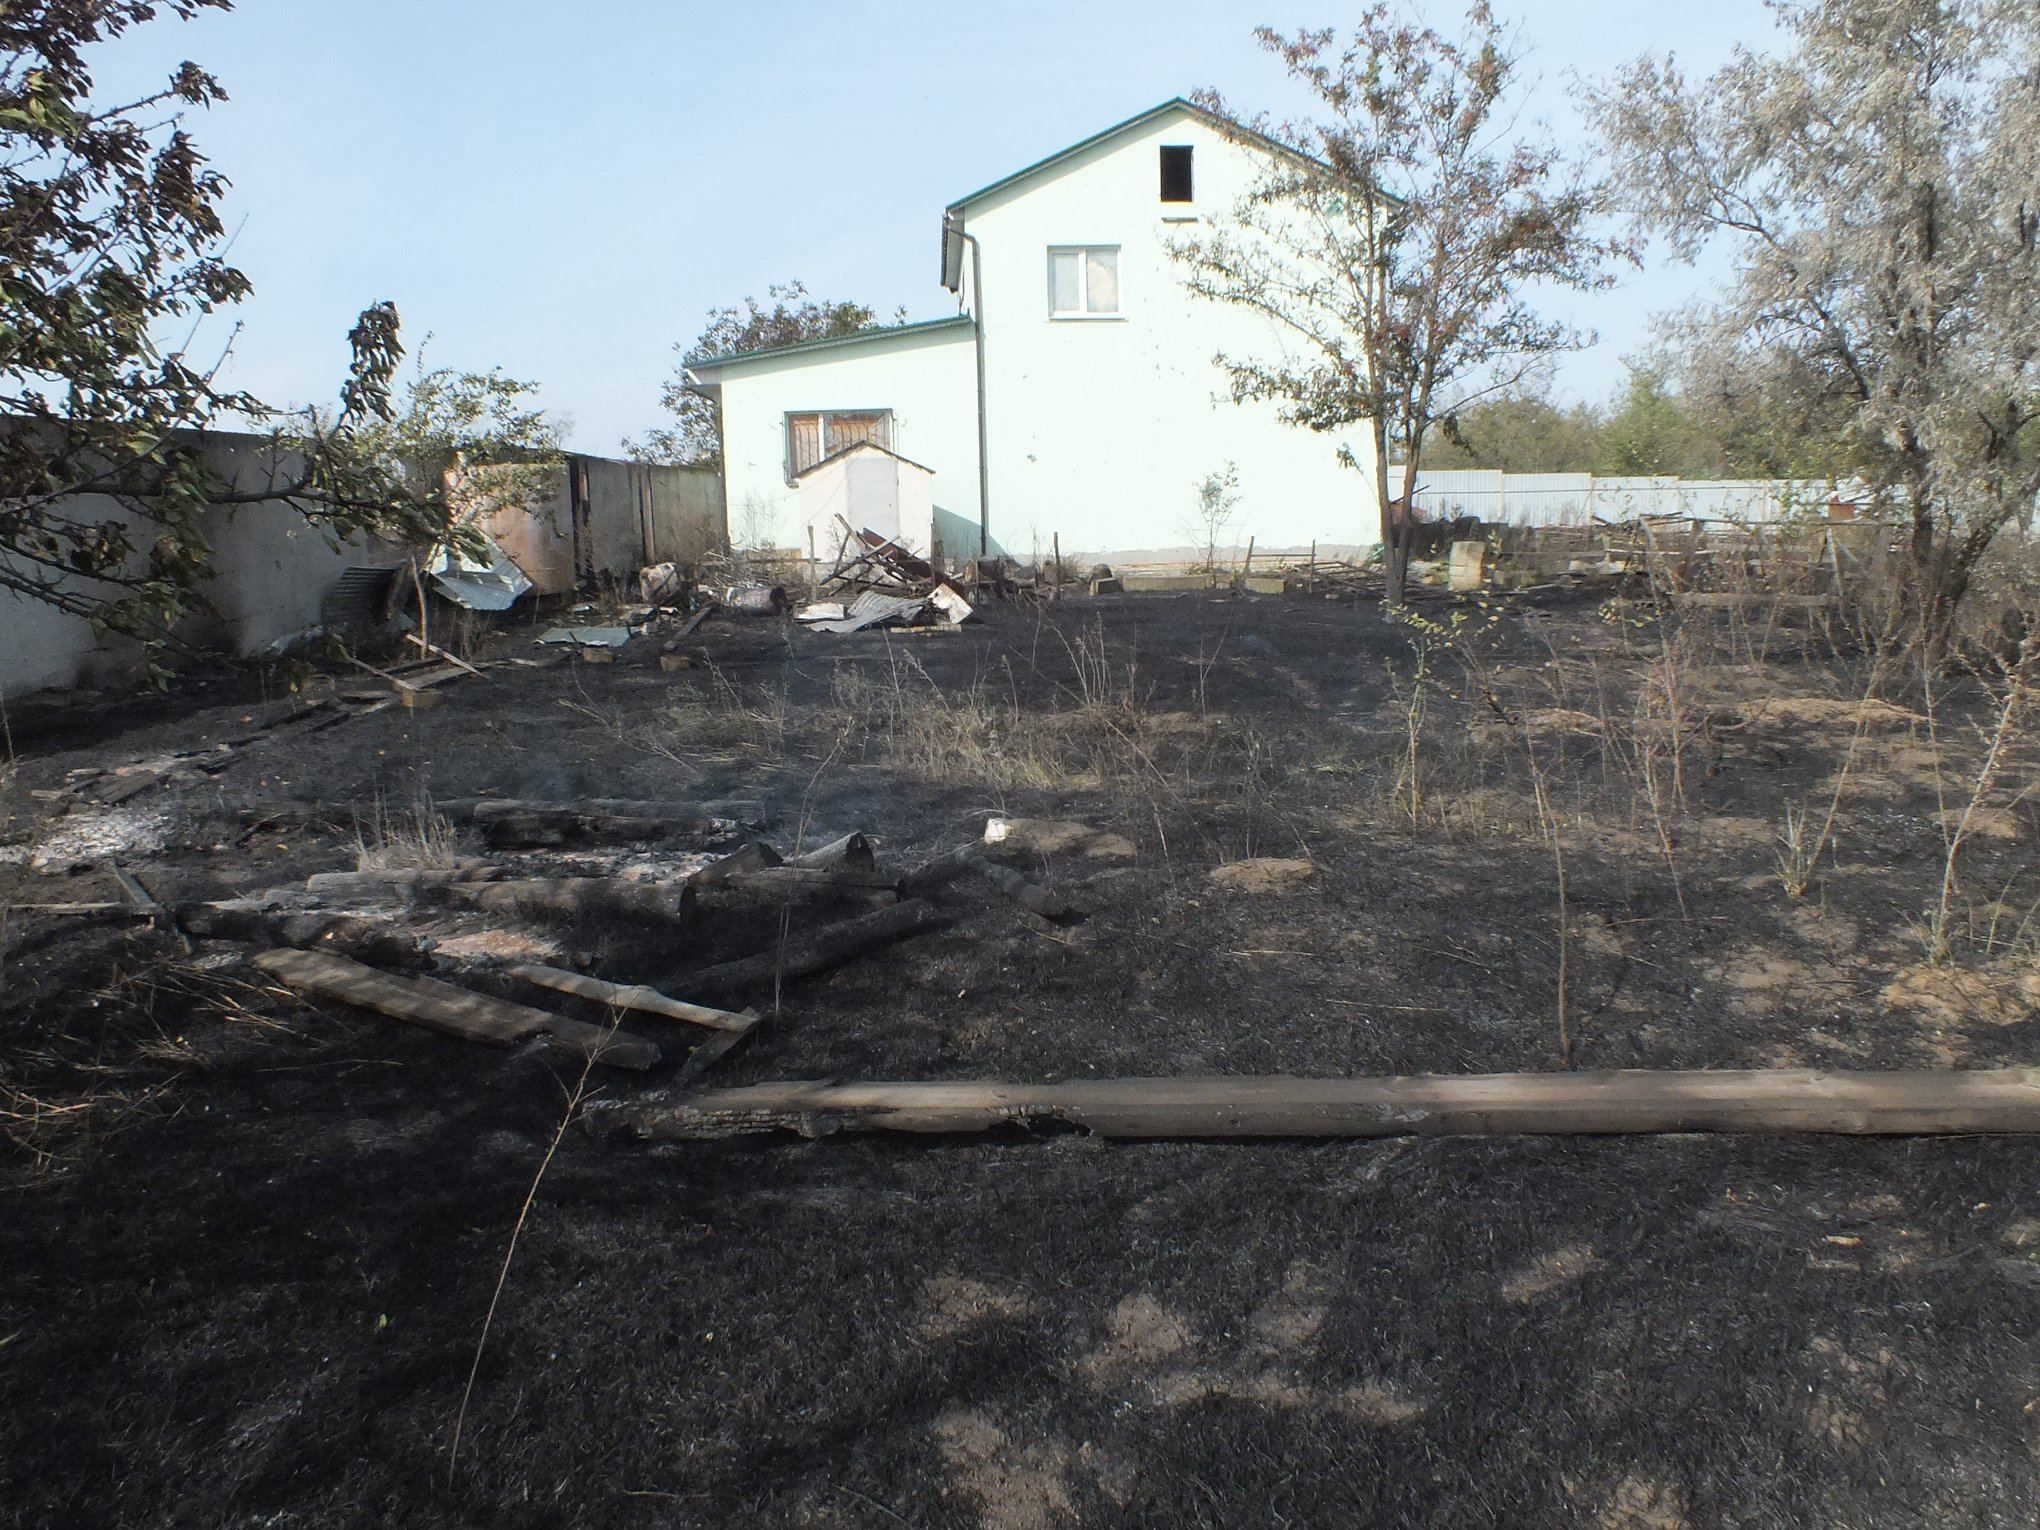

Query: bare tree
left=1589, top=0, right=2040, bottom=658
left=1173, top=4, right=1622, bottom=607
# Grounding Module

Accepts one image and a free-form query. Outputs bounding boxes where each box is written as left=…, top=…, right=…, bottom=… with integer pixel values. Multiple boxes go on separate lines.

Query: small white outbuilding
left=793, top=440, right=938, bottom=564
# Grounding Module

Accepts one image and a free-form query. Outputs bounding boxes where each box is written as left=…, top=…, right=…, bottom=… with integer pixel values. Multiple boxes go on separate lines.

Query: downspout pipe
left=953, top=220, right=992, bottom=557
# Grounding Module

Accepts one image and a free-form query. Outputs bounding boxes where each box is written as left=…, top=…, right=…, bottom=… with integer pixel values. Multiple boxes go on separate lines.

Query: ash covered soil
left=2, top=592, right=2038, bottom=1527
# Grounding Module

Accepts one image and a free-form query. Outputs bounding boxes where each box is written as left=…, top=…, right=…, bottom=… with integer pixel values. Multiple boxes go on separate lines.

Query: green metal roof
left=938, top=98, right=1388, bottom=288
left=687, top=314, right=973, bottom=374
left=943, top=97, right=1323, bottom=214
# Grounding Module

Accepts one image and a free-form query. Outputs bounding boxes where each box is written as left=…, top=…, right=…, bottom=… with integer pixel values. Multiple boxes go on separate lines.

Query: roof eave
left=938, top=95, right=1405, bottom=221
left=686, top=314, right=975, bottom=374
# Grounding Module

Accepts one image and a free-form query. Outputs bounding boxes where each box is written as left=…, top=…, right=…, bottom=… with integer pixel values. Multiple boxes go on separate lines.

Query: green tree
left=342, top=350, right=563, bottom=535
left=627, top=282, right=894, bottom=466
left=0, top=1, right=482, bottom=652
left=1427, top=392, right=1603, bottom=471
left=1594, top=362, right=1716, bottom=477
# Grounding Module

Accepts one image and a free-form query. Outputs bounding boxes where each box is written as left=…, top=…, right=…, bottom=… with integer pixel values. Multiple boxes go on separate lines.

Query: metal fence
left=1387, top=470, right=1856, bottom=527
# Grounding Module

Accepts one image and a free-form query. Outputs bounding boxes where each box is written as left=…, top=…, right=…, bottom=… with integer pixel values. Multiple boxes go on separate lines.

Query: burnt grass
left=3, top=591, right=2038, bottom=1527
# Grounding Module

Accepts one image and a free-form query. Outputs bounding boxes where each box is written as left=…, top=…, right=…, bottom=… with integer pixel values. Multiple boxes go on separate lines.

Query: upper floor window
left=1047, top=246, right=1120, bottom=318
left=1160, top=145, right=1193, bottom=203
left=786, top=409, right=891, bottom=481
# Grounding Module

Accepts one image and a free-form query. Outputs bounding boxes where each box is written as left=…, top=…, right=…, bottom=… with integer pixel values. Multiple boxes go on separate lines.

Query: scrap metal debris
left=430, top=541, right=534, bottom=611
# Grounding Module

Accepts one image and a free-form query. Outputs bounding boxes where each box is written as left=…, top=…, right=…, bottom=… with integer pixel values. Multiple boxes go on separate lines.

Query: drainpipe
left=955, top=222, right=992, bottom=557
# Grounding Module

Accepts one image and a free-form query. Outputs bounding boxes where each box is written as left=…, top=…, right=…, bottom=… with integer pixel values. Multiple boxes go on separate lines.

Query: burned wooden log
left=688, top=841, right=785, bottom=885
left=460, top=877, right=697, bottom=927
left=970, top=860, right=1068, bottom=918
left=692, top=867, right=900, bottom=912
left=183, top=900, right=432, bottom=967
left=596, top=1068, right=2040, bottom=1141
left=252, top=947, right=659, bottom=1069
left=783, top=832, right=876, bottom=873
left=899, top=843, right=983, bottom=896
left=461, top=799, right=735, bottom=850
left=304, top=866, right=496, bottom=903
left=673, top=898, right=950, bottom=1000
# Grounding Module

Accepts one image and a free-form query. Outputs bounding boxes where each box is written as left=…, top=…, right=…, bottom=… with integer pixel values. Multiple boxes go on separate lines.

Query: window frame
left=783, top=408, right=894, bottom=484
left=1045, top=245, right=1125, bottom=321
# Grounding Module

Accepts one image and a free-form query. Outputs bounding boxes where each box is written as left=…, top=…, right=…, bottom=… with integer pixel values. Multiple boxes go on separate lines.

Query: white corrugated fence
left=1387, top=470, right=1859, bottom=526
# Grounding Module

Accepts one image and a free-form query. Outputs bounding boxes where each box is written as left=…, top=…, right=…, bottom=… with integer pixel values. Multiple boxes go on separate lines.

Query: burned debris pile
left=11, top=772, right=1087, bottom=1095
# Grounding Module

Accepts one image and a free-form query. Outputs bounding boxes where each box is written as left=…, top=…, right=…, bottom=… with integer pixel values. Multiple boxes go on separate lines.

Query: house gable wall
left=959, top=105, right=1377, bottom=557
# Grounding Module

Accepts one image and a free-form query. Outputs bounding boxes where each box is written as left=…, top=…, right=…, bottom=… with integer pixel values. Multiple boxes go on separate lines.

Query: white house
left=687, top=99, right=1380, bottom=565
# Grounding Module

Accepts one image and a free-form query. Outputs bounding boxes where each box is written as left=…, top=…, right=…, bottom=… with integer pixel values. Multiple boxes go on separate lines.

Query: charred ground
left=2, top=591, right=2037, bottom=1527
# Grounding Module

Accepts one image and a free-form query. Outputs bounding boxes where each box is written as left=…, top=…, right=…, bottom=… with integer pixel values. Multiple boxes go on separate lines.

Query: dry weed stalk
left=1604, top=650, right=1691, bottom=920
left=1385, top=646, right=1431, bottom=827
left=1771, top=653, right=1894, bottom=900
left=448, top=1018, right=616, bottom=1485
left=1520, top=716, right=1573, bottom=1070
left=1920, top=639, right=2032, bottom=962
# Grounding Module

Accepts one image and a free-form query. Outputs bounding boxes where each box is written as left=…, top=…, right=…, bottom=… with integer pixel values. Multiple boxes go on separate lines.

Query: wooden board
left=252, top=947, right=659, bottom=1069
left=506, top=963, right=752, bottom=1033
left=599, top=1068, right=2040, bottom=1141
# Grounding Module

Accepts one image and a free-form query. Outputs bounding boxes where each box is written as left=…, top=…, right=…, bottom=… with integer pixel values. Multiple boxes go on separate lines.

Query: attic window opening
left=1047, top=247, right=1121, bottom=318
left=1160, top=144, right=1193, bottom=202
left=785, top=410, right=892, bottom=481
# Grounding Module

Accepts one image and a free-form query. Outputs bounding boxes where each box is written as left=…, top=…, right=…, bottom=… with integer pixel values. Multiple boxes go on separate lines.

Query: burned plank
left=783, top=832, right=876, bottom=873
left=597, top=1068, right=2040, bottom=1141
left=505, top=963, right=753, bottom=1033
left=688, top=841, right=785, bottom=885
left=666, top=1014, right=764, bottom=1089
left=251, top=947, right=659, bottom=1069
left=110, top=864, right=191, bottom=953
left=673, top=898, right=950, bottom=1000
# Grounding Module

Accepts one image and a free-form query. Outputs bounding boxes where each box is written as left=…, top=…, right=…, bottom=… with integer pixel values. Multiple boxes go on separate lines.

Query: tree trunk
left=1374, top=422, right=1405, bottom=610
left=1382, top=535, right=1410, bottom=610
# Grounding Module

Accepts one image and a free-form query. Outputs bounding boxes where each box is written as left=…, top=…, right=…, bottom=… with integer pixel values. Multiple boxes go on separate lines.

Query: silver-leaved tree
left=1172, top=3, right=1623, bottom=607
left=1589, top=0, right=2040, bottom=656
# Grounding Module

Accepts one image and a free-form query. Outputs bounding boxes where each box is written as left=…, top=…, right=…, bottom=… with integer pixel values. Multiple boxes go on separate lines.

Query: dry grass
left=0, top=1076, right=170, bottom=1181
left=353, top=793, right=465, bottom=872
left=823, top=633, right=1190, bottom=798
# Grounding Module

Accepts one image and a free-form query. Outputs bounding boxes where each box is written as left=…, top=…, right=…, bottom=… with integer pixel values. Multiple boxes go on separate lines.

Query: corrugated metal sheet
left=1390, top=469, right=1857, bottom=527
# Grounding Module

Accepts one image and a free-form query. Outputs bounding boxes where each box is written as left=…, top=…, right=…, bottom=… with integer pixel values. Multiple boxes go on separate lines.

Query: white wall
left=956, top=105, right=1378, bottom=558
left=714, top=324, right=976, bottom=553
left=0, top=436, right=391, bottom=697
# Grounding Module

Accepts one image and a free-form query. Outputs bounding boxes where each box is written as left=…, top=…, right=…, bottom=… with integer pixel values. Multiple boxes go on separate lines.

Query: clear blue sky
left=94, top=0, right=1779, bottom=454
